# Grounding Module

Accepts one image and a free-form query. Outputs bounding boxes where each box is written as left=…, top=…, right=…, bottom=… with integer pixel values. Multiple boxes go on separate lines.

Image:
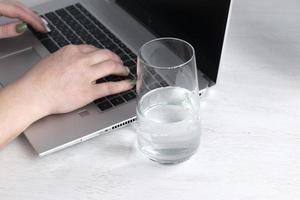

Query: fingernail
left=16, top=22, right=27, bottom=33
left=41, top=17, right=51, bottom=32
left=129, top=79, right=137, bottom=87
left=41, top=17, right=48, bottom=25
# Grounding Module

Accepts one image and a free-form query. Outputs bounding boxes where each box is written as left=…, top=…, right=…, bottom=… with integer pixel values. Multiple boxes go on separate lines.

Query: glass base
left=139, top=146, right=198, bottom=164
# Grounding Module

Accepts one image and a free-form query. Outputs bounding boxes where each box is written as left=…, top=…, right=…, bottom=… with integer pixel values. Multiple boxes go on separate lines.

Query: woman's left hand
left=0, top=0, right=46, bottom=39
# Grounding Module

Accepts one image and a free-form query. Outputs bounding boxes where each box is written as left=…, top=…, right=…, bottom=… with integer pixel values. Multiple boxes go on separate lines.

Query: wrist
left=2, top=80, right=49, bottom=126
left=0, top=78, right=51, bottom=147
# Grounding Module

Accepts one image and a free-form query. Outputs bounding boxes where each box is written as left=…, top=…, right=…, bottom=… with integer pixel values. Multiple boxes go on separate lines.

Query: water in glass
left=137, top=86, right=200, bottom=163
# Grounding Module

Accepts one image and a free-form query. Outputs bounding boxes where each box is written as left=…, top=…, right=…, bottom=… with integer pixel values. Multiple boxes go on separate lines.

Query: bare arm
left=0, top=0, right=46, bottom=147
left=0, top=80, right=44, bottom=148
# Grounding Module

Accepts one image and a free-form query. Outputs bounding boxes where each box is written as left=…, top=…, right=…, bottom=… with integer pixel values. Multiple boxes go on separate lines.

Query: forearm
left=0, top=80, right=45, bottom=149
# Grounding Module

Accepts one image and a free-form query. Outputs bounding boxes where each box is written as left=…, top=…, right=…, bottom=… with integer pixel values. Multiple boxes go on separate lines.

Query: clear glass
left=136, top=38, right=201, bottom=164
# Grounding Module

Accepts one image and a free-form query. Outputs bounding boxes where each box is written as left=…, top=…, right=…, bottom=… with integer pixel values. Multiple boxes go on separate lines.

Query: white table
left=1, top=0, right=300, bottom=199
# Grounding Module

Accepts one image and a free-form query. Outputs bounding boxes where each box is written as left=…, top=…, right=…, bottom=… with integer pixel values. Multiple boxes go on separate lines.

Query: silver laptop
left=0, top=0, right=232, bottom=156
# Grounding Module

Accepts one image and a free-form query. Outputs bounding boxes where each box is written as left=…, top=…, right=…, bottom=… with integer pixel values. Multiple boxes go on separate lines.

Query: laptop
left=0, top=0, right=232, bottom=156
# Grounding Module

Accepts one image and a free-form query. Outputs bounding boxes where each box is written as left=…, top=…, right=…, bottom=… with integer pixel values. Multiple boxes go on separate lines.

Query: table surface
left=1, top=0, right=300, bottom=199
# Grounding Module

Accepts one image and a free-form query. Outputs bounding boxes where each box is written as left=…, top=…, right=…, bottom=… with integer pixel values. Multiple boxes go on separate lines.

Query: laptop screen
left=116, top=0, right=231, bottom=83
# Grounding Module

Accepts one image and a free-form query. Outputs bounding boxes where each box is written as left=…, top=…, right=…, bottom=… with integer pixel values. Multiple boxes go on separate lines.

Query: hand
left=0, top=0, right=46, bottom=38
left=16, top=44, right=134, bottom=118
left=0, top=44, right=134, bottom=148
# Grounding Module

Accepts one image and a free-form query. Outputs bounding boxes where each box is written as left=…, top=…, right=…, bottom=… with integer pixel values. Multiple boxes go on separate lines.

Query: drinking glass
left=136, top=38, right=201, bottom=164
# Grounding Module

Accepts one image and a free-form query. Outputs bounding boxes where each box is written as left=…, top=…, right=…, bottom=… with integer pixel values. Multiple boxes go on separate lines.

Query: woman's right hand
left=14, top=44, right=134, bottom=120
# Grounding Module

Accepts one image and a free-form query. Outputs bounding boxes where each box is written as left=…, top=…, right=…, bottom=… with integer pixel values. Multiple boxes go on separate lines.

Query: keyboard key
left=56, top=22, right=71, bottom=33
left=47, top=28, right=59, bottom=38
left=154, top=73, right=164, bottom=82
left=94, top=97, right=106, bottom=104
left=52, top=35, right=69, bottom=47
left=121, top=54, right=130, bottom=62
left=75, top=3, right=88, bottom=13
left=75, top=3, right=95, bottom=19
left=143, top=74, right=155, bottom=86
left=147, top=67, right=156, bottom=75
left=129, top=66, right=136, bottom=75
left=102, top=27, right=111, bottom=34
left=128, top=52, right=137, bottom=59
left=66, top=5, right=82, bottom=17
left=96, top=78, right=106, bottom=84
left=122, top=91, right=136, bottom=102
left=124, top=60, right=136, bottom=67
left=128, top=73, right=136, bottom=79
left=75, top=4, right=105, bottom=30
left=84, top=22, right=98, bottom=31
left=148, top=82, right=161, bottom=90
left=46, top=18, right=61, bottom=28
left=101, top=40, right=113, bottom=48
left=105, top=32, right=114, bottom=39
left=45, top=12, right=59, bottom=22
left=97, top=101, right=112, bottom=111
left=108, top=34, right=118, bottom=41
left=55, top=8, right=68, bottom=18
left=76, top=28, right=89, bottom=39
left=113, top=48, right=125, bottom=56
left=84, top=37, right=98, bottom=45
left=89, top=28, right=101, bottom=36
left=106, top=93, right=120, bottom=100
left=105, top=42, right=118, bottom=51
left=123, top=73, right=135, bottom=80
left=94, top=21, right=106, bottom=29
left=86, top=40, right=100, bottom=47
left=66, top=33, right=82, bottom=44
left=122, top=46, right=132, bottom=54
left=105, top=75, right=121, bottom=82
left=94, top=32, right=108, bottom=42
left=76, top=5, right=103, bottom=30
left=160, top=80, right=169, bottom=87
left=77, top=16, right=89, bottom=25
left=110, top=96, right=125, bottom=106
left=63, top=28, right=76, bottom=38
left=34, top=32, right=49, bottom=40
left=111, top=36, right=121, bottom=44
left=63, top=17, right=78, bottom=27
left=71, top=39, right=83, bottom=45
left=28, top=25, right=48, bottom=40
left=119, top=42, right=127, bottom=49
left=41, top=38, right=59, bottom=53
left=93, top=42, right=104, bottom=48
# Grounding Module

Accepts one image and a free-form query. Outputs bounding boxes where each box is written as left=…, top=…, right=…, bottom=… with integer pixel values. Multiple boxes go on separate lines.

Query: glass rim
left=138, top=37, right=195, bottom=70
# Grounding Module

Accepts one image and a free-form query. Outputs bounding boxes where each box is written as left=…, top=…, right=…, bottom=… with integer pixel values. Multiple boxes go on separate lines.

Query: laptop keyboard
left=29, top=3, right=168, bottom=112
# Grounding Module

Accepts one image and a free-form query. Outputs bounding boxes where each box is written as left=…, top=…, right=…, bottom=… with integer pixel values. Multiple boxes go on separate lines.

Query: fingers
left=15, top=2, right=44, bottom=28
left=77, top=44, right=98, bottom=53
left=85, top=49, right=122, bottom=66
left=91, top=80, right=134, bottom=99
left=90, top=60, right=129, bottom=80
left=0, top=1, right=45, bottom=33
left=0, top=21, right=26, bottom=38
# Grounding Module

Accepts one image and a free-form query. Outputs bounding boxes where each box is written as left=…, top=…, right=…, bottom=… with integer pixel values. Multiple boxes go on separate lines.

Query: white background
left=1, top=0, right=300, bottom=199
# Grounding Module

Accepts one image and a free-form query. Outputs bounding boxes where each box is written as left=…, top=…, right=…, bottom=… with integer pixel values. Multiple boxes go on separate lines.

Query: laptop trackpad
left=0, top=48, right=41, bottom=86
